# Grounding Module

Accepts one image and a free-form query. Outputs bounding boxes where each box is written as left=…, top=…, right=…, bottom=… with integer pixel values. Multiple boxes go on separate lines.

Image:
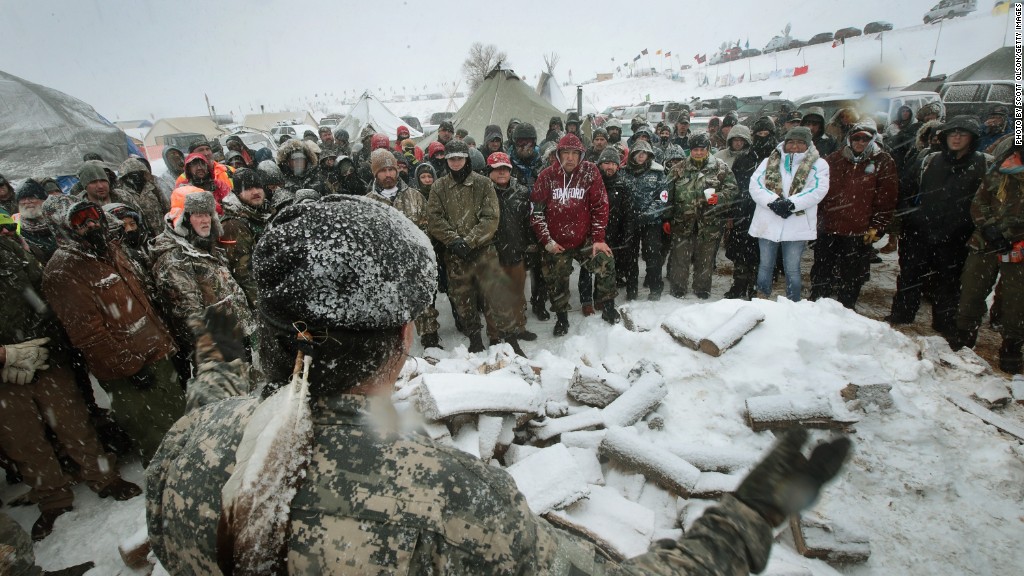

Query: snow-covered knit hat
left=16, top=179, right=47, bottom=202
left=370, top=148, right=398, bottom=175
left=783, top=127, right=814, bottom=147
left=78, top=161, right=108, bottom=185
left=597, top=148, right=621, bottom=165
left=445, top=140, right=470, bottom=159
left=253, top=194, right=436, bottom=331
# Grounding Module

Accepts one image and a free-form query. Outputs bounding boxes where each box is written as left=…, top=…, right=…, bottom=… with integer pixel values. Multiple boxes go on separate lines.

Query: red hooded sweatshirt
left=530, top=134, right=609, bottom=250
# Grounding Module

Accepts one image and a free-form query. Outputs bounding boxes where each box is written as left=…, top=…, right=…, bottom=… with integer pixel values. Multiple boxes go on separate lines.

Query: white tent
left=537, top=72, right=571, bottom=112
left=144, top=116, right=227, bottom=146
left=336, top=91, right=423, bottom=142
left=0, top=70, right=129, bottom=180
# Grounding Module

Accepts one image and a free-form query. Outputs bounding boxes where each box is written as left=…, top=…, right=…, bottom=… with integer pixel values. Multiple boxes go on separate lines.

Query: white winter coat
left=747, top=143, right=830, bottom=242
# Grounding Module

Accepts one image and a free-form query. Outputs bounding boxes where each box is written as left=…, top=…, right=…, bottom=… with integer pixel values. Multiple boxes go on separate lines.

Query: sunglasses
left=850, top=135, right=873, bottom=142
left=69, top=205, right=102, bottom=229
left=0, top=223, right=18, bottom=233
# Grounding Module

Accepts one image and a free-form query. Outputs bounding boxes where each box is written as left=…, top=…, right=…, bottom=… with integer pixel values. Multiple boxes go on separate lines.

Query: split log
left=560, top=429, right=607, bottom=450
left=600, top=427, right=700, bottom=497
left=118, top=532, right=151, bottom=569
left=414, top=374, right=541, bottom=419
left=973, top=380, right=1011, bottom=408
left=745, top=394, right=858, bottom=432
left=689, top=472, right=742, bottom=499
left=947, top=393, right=1024, bottom=442
left=530, top=408, right=605, bottom=441
left=507, top=444, right=590, bottom=514
left=421, top=421, right=452, bottom=445
left=697, top=306, right=765, bottom=357
left=503, top=443, right=541, bottom=465
left=568, top=366, right=631, bottom=407
left=790, top=513, right=871, bottom=564
left=620, top=305, right=649, bottom=333
left=667, top=444, right=759, bottom=473
left=603, top=373, right=667, bottom=427
left=661, top=320, right=702, bottom=350
left=840, top=382, right=894, bottom=410
left=545, top=485, right=655, bottom=561
left=478, top=415, right=505, bottom=461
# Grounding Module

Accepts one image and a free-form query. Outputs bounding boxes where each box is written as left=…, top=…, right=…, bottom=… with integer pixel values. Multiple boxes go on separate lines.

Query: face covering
left=83, top=228, right=107, bottom=254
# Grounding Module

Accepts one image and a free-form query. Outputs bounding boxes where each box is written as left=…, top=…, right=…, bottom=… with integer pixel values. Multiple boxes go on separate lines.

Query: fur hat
left=688, top=132, right=711, bottom=150
left=16, top=179, right=48, bottom=202
left=784, top=126, right=814, bottom=147
left=253, top=195, right=436, bottom=331
left=512, top=123, right=538, bottom=141
left=184, top=190, right=217, bottom=216
left=78, top=161, right=108, bottom=185
left=370, top=148, right=399, bottom=175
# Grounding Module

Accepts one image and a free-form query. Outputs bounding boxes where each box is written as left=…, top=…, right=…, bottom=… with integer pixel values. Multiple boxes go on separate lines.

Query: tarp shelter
left=423, top=67, right=562, bottom=144
left=0, top=69, right=129, bottom=181
left=904, top=47, right=1013, bottom=92
left=144, top=116, right=227, bottom=146
left=336, top=92, right=423, bottom=143
left=241, top=111, right=319, bottom=132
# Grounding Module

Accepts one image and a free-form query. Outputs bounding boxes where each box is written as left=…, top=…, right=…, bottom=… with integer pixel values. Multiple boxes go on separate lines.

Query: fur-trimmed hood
left=276, top=138, right=319, bottom=168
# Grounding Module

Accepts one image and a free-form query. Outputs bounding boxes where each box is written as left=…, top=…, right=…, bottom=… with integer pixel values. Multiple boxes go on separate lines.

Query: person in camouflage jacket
left=220, top=169, right=273, bottom=309
left=117, top=157, right=170, bottom=235
left=664, top=133, right=738, bottom=299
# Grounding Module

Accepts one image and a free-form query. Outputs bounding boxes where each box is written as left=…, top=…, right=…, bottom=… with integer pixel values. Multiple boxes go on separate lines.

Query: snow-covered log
left=790, top=513, right=871, bottom=564
left=503, top=443, right=541, bottom=465
left=600, top=427, right=700, bottom=497
left=568, top=365, right=631, bottom=407
left=478, top=415, right=505, bottom=461
left=667, top=444, right=759, bottom=473
left=545, top=485, right=656, bottom=561
left=1012, top=378, right=1024, bottom=405
left=414, top=374, right=541, bottom=419
left=530, top=408, right=605, bottom=441
left=973, top=380, right=1011, bottom=408
left=561, top=429, right=607, bottom=450
left=745, top=394, right=856, bottom=432
left=697, top=306, right=765, bottom=357
left=946, top=393, right=1024, bottom=442
left=690, top=472, right=742, bottom=499
left=661, top=319, right=702, bottom=350
left=118, top=531, right=151, bottom=569
left=507, top=444, right=590, bottom=514
left=602, top=373, right=667, bottom=427
left=568, top=447, right=605, bottom=485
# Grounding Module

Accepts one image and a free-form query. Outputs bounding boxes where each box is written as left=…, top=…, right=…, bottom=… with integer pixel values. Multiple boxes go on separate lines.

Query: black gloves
left=768, top=198, right=795, bottom=219
left=981, top=224, right=1012, bottom=254
left=204, top=305, right=245, bottom=362
left=449, top=239, right=472, bottom=260
left=735, top=429, right=852, bottom=527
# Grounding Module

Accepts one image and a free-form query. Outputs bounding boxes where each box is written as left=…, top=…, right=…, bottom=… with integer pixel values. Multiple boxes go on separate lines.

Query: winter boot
left=532, top=300, right=551, bottom=321
left=467, top=333, right=485, bottom=354
left=32, top=506, right=73, bottom=541
left=553, top=312, right=570, bottom=337
left=724, top=283, right=747, bottom=299
left=500, top=335, right=528, bottom=358
left=44, top=562, right=96, bottom=576
left=97, top=478, right=142, bottom=501
left=626, top=287, right=638, bottom=301
left=999, top=338, right=1023, bottom=374
left=946, top=328, right=978, bottom=351
left=421, top=333, right=442, bottom=350
left=647, top=291, right=662, bottom=301
left=695, top=292, right=710, bottom=300
left=601, top=301, right=621, bottom=324
left=581, top=303, right=595, bottom=317
left=517, top=329, right=538, bottom=341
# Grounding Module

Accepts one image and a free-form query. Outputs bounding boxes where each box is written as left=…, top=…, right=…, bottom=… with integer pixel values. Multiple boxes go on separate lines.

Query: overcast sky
left=1, top=0, right=947, bottom=120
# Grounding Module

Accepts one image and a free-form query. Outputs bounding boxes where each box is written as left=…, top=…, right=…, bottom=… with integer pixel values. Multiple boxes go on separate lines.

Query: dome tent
left=0, top=69, right=129, bottom=181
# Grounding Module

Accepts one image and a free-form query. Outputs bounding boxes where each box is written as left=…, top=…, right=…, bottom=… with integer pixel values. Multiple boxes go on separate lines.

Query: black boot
left=601, top=301, right=621, bottom=324
left=421, top=332, right=443, bottom=349
left=532, top=300, right=551, bottom=321
left=946, top=328, right=977, bottom=351
left=500, top=335, right=528, bottom=357
left=517, top=329, right=538, bottom=341
left=97, top=478, right=142, bottom=501
left=467, top=333, right=485, bottom=353
left=724, top=283, right=747, bottom=299
left=32, top=506, right=73, bottom=541
left=554, top=312, right=570, bottom=337
left=44, top=562, right=96, bottom=576
left=999, top=338, right=1023, bottom=374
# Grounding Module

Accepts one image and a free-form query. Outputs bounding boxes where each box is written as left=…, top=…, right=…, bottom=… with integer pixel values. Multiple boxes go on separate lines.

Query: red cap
left=397, top=125, right=410, bottom=138
left=370, top=133, right=390, bottom=151
left=486, top=152, right=513, bottom=169
left=427, top=141, right=446, bottom=158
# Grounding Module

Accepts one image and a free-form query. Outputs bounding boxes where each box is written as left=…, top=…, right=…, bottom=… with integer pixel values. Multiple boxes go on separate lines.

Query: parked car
left=428, top=111, right=454, bottom=125
left=646, top=102, right=690, bottom=125
left=808, top=32, right=834, bottom=45
left=940, top=80, right=1013, bottom=119
left=789, top=39, right=807, bottom=49
left=270, top=123, right=319, bottom=142
left=834, top=27, right=863, bottom=41
left=763, top=35, right=790, bottom=53
left=863, top=21, right=893, bottom=34
left=621, top=104, right=650, bottom=124
left=219, top=131, right=277, bottom=156
left=740, top=48, right=762, bottom=58
left=400, top=116, right=423, bottom=133
left=923, top=0, right=977, bottom=23
left=160, top=132, right=207, bottom=150
left=735, top=98, right=797, bottom=127
left=796, top=91, right=944, bottom=133
left=318, top=114, right=345, bottom=128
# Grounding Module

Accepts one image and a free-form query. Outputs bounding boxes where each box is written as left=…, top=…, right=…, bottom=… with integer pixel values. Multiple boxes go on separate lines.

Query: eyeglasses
left=69, top=205, right=102, bottom=229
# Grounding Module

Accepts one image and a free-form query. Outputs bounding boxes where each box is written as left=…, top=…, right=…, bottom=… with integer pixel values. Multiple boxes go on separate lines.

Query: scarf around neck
left=764, top=145, right=820, bottom=198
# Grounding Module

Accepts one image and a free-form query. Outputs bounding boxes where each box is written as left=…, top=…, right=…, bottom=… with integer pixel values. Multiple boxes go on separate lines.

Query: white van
left=763, top=36, right=789, bottom=54
left=923, top=0, right=977, bottom=23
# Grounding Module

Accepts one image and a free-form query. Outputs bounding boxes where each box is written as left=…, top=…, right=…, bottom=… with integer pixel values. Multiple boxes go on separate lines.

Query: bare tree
left=543, top=52, right=560, bottom=75
left=462, top=42, right=508, bottom=92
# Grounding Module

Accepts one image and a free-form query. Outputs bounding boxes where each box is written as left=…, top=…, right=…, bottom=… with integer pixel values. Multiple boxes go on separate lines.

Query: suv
left=428, top=112, right=454, bottom=125
left=763, top=36, right=790, bottom=54
left=808, top=32, right=834, bottom=45
left=924, top=0, right=977, bottom=23
left=270, top=123, right=319, bottom=142
left=621, top=104, right=650, bottom=125
left=736, top=98, right=797, bottom=126
left=834, top=27, right=862, bottom=41
left=647, top=102, right=690, bottom=125
left=940, top=80, right=1013, bottom=118
left=400, top=116, right=423, bottom=132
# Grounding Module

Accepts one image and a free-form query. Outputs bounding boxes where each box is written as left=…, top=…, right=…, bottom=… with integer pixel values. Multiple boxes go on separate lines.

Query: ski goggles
left=69, top=205, right=103, bottom=228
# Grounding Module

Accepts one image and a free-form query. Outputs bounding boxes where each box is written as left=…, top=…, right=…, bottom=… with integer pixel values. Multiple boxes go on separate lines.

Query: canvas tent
left=242, top=111, right=319, bottom=132
left=144, top=116, right=228, bottom=146
left=423, top=67, right=563, bottom=144
left=537, top=72, right=571, bottom=112
left=904, top=47, right=1013, bottom=92
left=0, top=69, right=130, bottom=181
left=336, top=92, right=423, bottom=143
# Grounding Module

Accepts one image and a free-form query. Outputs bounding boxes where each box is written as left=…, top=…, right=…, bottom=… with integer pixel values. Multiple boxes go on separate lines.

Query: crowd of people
left=0, top=97, right=1018, bottom=562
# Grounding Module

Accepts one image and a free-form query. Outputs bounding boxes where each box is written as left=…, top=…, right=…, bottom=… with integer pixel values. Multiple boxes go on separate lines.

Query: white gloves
left=2, top=337, right=50, bottom=385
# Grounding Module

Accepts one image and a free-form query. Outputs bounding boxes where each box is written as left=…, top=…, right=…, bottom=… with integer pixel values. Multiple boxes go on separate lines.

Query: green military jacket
left=969, top=168, right=1024, bottom=252
left=665, top=156, right=738, bottom=238
left=219, top=194, right=272, bottom=308
left=425, top=171, right=500, bottom=250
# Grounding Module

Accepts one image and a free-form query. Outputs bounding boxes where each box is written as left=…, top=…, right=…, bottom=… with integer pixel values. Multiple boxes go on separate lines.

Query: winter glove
left=735, top=429, right=852, bottom=527
left=662, top=221, right=671, bottom=235
left=862, top=228, right=881, bottom=245
left=707, top=192, right=719, bottom=206
left=1, top=338, right=50, bottom=385
left=203, top=304, right=245, bottom=363
left=449, top=239, right=472, bottom=260
left=767, top=198, right=793, bottom=219
left=981, top=224, right=1013, bottom=254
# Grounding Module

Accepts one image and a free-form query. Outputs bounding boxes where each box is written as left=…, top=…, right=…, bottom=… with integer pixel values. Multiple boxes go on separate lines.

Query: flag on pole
left=641, top=48, right=649, bottom=55
left=745, top=38, right=750, bottom=49
left=665, top=51, right=671, bottom=57
left=694, top=53, right=701, bottom=62
left=656, top=49, right=662, bottom=55
left=698, top=54, right=707, bottom=64
left=634, top=54, right=641, bottom=61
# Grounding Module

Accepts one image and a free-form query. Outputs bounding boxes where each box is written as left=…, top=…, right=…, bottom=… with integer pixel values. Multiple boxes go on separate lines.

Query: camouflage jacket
left=969, top=167, right=1024, bottom=251
left=150, top=229, right=255, bottom=343
left=119, top=158, right=171, bottom=235
left=147, top=383, right=773, bottom=576
left=219, top=194, right=272, bottom=308
left=366, top=178, right=428, bottom=230
left=665, top=156, right=738, bottom=237
left=425, top=171, right=500, bottom=250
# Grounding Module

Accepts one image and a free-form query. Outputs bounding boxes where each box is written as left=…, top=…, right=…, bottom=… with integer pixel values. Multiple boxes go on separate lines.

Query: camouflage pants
left=486, top=261, right=528, bottom=340
left=668, top=231, right=722, bottom=296
left=958, top=251, right=1024, bottom=340
left=414, top=293, right=441, bottom=336
left=0, top=362, right=118, bottom=511
left=446, top=245, right=517, bottom=337
left=101, top=357, right=186, bottom=465
left=0, top=512, right=41, bottom=575
left=543, top=245, right=618, bottom=313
